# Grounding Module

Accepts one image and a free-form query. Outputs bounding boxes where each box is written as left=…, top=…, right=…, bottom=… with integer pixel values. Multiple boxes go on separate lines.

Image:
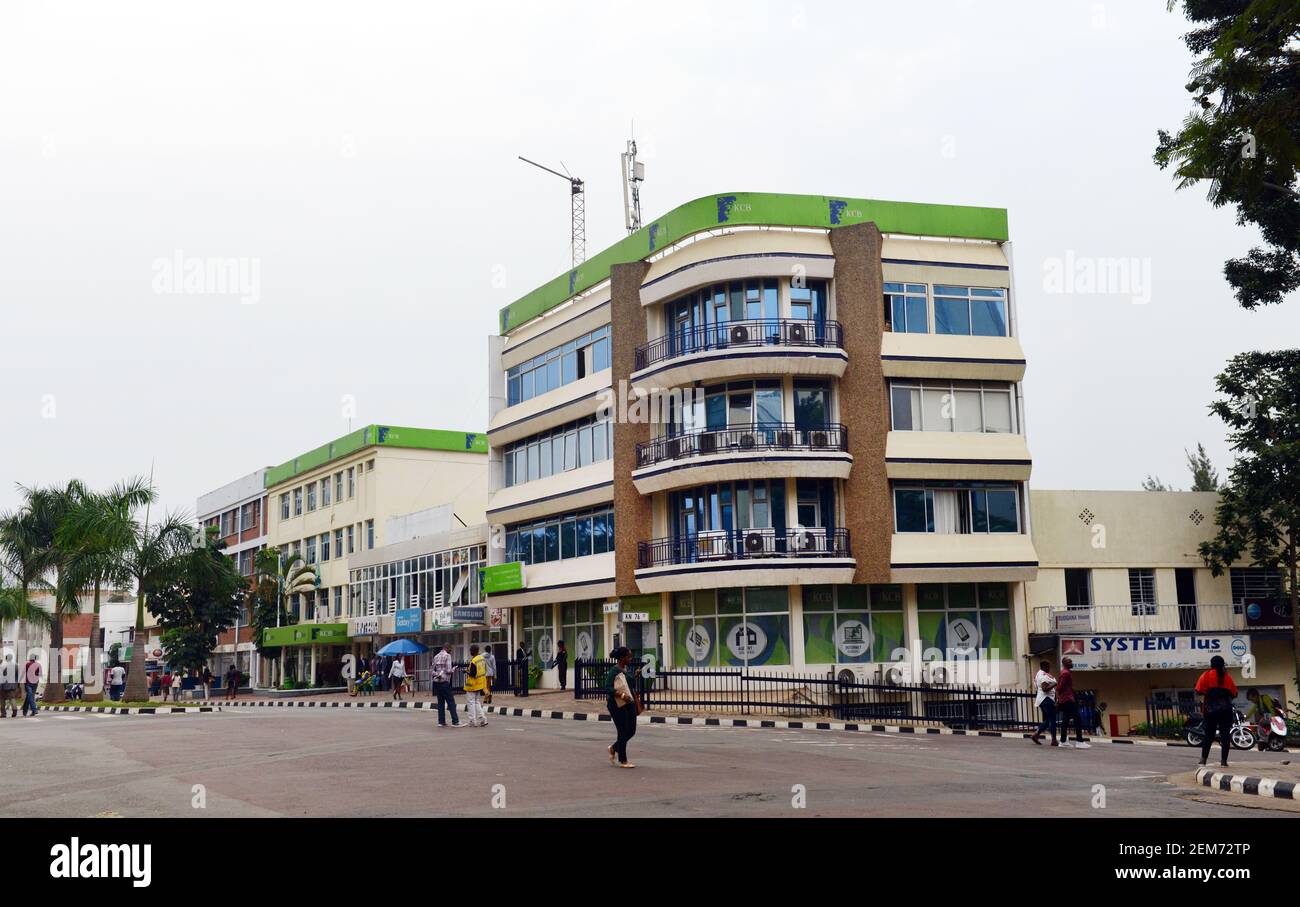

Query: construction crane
left=519, top=155, right=585, bottom=268
left=621, top=138, right=645, bottom=234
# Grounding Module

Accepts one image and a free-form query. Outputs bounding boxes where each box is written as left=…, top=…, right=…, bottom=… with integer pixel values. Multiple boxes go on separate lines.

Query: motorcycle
left=1256, top=712, right=1289, bottom=752
left=1184, top=709, right=1257, bottom=750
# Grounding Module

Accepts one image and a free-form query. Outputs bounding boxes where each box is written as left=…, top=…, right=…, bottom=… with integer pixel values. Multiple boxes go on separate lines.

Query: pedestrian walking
left=109, top=663, right=126, bottom=702
left=463, top=644, right=488, bottom=727
left=389, top=655, right=407, bottom=701
left=0, top=654, right=19, bottom=717
left=1030, top=660, right=1058, bottom=746
left=23, top=654, right=42, bottom=716
left=1195, top=654, right=1238, bottom=767
left=482, top=646, right=497, bottom=704
left=160, top=670, right=173, bottom=702
left=1055, top=657, right=1090, bottom=748
left=431, top=644, right=460, bottom=727
left=606, top=646, right=641, bottom=768
left=202, top=666, right=213, bottom=699
left=149, top=671, right=161, bottom=698
left=554, top=639, right=569, bottom=691
left=225, top=664, right=240, bottom=700
left=170, top=670, right=182, bottom=701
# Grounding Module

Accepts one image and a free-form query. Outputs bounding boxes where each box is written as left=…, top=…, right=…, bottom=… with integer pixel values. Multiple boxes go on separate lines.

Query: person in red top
left=1194, top=654, right=1239, bottom=767
left=1056, top=657, right=1090, bottom=748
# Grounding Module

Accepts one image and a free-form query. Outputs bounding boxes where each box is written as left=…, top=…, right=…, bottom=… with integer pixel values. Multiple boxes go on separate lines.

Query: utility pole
left=519, top=155, right=585, bottom=267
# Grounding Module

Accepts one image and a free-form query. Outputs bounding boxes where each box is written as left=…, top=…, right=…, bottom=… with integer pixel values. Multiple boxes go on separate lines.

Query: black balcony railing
left=635, top=423, right=848, bottom=469
left=634, top=318, right=845, bottom=372
left=637, top=527, right=852, bottom=569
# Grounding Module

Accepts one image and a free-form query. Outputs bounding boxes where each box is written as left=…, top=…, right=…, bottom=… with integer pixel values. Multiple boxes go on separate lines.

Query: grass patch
left=44, top=701, right=211, bottom=710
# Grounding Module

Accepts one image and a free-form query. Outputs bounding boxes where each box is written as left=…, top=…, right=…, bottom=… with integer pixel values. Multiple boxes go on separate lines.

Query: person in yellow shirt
left=463, top=644, right=489, bottom=727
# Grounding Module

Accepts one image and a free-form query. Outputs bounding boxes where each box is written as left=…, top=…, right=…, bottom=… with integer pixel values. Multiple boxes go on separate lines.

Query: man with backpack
left=463, top=644, right=489, bottom=727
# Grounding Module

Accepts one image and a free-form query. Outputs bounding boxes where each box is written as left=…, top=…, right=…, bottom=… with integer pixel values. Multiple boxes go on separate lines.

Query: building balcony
left=885, top=430, right=1031, bottom=481
left=632, top=423, right=852, bottom=494
left=634, top=527, right=855, bottom=593
left=889, top=532, right=1038, bottom=584
left=631, top=319, right=847, bottom=389
left=881, top=332, right=1026, bottom=382
left=1029, top=604, right=1285, bottom=636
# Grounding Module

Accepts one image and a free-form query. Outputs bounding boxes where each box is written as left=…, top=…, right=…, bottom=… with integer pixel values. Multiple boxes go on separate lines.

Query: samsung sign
left=1060, top=634, right=1251, bottom=671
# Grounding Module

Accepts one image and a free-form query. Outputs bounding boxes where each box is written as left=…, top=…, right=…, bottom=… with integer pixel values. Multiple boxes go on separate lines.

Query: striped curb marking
left=1195, top=766, right=1298, bottom=800
left=194, top=699, right=1187, bottom=747
left=39, top=705, right=221, bottom=716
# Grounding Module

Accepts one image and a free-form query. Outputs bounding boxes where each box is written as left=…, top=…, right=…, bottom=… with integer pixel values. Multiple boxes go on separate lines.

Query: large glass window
left=503, top=414, right=613, bottom=488
left=884, top=282, right=928, bottom=333
left=506, top=325, right=612, bottom=407
left=280, top=493, right=290, bottom=521
left=306, top=483, right=317, bottom=512
left=560, top=601, right=605, bottom=661
left=521, top=605, right=555, bottom=665
left=1129, top=568, right=1157, bottom=616
left=802, top=585, right=905, bottom=664
left=505, top=505, right=615, bottom=566
left=347, top=543, right=488, bottom=618
left=892, top=483, right=1022, bottom=534
left=673, top=587, right=790, bottom=667
left=890, top=380, right=1015, bottom=433
left=934, top=286, right=1008, bottom=337
left=917, top=583, right=1012, bottom=660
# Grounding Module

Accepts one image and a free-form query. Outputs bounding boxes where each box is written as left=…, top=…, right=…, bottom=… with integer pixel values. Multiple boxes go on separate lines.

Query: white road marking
left=52, top=715, right=85, bottom=721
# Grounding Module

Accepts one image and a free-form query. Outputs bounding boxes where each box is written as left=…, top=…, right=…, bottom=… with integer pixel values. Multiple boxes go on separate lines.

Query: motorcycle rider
left=1245, top=688, right=1285, bottom=752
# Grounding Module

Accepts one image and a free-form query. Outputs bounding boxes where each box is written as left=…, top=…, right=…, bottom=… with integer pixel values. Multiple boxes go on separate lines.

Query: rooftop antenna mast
left=621, top=135, right=645, bottom=234
left=519, top=155, right=585, bottom=267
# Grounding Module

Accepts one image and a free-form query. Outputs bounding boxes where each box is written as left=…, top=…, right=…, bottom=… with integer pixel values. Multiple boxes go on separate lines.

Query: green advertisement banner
left=262, top=623, right=350, bottom=648
left=481, top=562, right=524, bottom=595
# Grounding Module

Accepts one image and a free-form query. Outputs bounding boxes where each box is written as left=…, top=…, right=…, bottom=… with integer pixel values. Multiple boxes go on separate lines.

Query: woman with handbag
left=606, top=646, right=641, bottom=769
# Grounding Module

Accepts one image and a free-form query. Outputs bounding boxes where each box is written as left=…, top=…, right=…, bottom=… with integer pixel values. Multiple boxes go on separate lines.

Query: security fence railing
left=637, top=527, right=852, bottom=568
left=574, top=659, right=1047, bottom=730
left=635, top=423, right=848, bottom=469
left=634, top=318, right=845, bottom=372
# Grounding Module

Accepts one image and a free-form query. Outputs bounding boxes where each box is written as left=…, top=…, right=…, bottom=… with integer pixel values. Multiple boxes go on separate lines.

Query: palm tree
left=20, top=480, right=90, bottom=702
left=59, top=478, right=155, bottom=701
left=0, top=579, right=55, bottom=633
left=0, top=499, right=56, bottom=663
left=253, top=548, right=315, bottom=687
left=67, top=483, right=193, bottom=702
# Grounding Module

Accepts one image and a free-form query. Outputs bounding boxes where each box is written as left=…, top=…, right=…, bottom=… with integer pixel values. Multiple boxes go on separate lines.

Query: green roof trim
left=499, top=191, right=1009, bottom=333
left=265, top=425, right=488, bottom=488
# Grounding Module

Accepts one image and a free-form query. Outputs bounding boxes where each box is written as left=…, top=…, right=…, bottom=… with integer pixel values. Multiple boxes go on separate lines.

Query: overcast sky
left=2, top=0, right=1297, bottom=520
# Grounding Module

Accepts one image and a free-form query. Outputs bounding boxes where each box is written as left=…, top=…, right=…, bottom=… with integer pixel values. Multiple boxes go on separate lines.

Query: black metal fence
left=574, top=660, right=1041, bottom=730
left=638, top=527, right=852, bottom=568
left=1143, top=698, right=1198, bottom=739
left=635, top=423, right=848, bottom=469
left=634, top=318, right=845, bottom=371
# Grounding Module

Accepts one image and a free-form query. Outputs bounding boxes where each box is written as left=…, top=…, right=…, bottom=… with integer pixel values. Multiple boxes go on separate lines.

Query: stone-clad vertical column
left=830, top=222, right=893, bottom=584
left=610, top=260, right=653, bottom=597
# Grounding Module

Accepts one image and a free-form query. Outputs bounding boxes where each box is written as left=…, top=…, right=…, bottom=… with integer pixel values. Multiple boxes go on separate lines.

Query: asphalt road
left=1, top=708, right=1295, bottom=818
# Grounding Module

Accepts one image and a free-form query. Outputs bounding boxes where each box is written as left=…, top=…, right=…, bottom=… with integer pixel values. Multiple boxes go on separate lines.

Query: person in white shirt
left=1030, top=660, right=1058, bottom=747
left=109, top=664, right=127, bottom=702
left=389, top=656, right=407, bottom=701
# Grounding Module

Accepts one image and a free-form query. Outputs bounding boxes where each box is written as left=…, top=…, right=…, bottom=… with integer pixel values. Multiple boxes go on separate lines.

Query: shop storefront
left=262, top=623, right=351, bottom=688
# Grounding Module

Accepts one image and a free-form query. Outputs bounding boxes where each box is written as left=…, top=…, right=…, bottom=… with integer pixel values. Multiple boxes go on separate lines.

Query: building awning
left=262, top=624, right=350, bottom=647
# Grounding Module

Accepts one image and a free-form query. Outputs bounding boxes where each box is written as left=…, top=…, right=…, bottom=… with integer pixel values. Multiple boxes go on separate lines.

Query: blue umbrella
left=377, top=639, right=428, bottom=656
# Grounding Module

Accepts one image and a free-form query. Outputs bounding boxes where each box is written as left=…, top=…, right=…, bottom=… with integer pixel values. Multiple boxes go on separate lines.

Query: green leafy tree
left=1155, top=0, right=1300, bottom=310
left=148, top=526, right=245, bottom=677
left=0, top=500, right=55, bottom=655
left=1198, top=350, right=1300, bottom=683
left=1186, top=442, right=1223, bottom=491
left=1142, top=475, right=1175, bottom=491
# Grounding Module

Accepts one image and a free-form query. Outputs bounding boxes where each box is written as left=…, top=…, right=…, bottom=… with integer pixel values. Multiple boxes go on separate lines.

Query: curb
left=40, top=705, right=222, bottom=716
left=1195, top=766, right=1298, bottom=800
left=193, top=698, right=1185, bottom=747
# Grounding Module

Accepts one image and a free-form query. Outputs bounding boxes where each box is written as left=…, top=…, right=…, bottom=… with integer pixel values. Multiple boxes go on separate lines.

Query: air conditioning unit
left=743, top=531, right=766, bottom=555
left=789, top=321, right=808, bottom=343
left=777, top=430, right=794, bottom=448
left=729, top=324, right=750, bottom=344
left=665, top=437, right=685, bottom=459
left=698, top=432, right=718, bottom=454
left=837, top=665, right=871, bottom=685
left=738, top=432, right=757, bottom=450
left=878, top=663, right=907, bottom=686
left=794, top=531, right=818, bottom=553
left=809, top=430, right=829, bottom=449
left=926, top=664, right=951, bottom=685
